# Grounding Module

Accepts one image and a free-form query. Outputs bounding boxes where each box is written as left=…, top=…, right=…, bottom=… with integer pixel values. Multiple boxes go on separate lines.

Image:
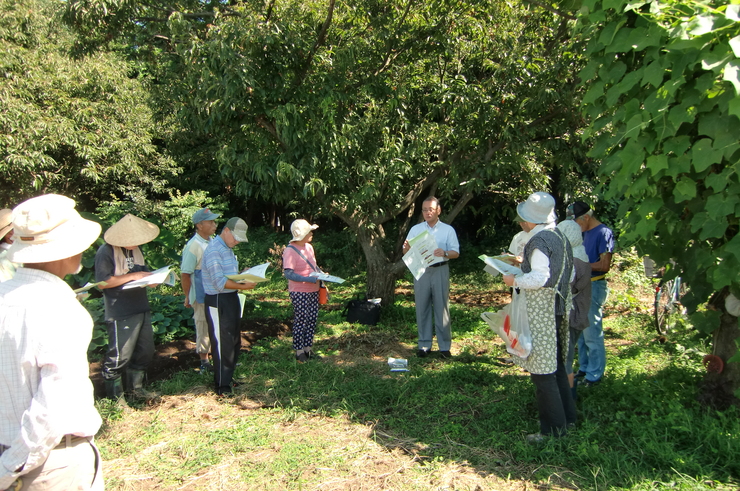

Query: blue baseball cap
left=192, top=208, right=220, bottom=224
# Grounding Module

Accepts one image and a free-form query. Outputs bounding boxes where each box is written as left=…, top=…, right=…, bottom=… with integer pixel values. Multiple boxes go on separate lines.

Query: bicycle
left=643, top=257, right=687, bottom=335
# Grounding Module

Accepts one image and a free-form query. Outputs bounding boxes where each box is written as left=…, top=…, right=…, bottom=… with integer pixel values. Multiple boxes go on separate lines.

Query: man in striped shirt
left=201, top=217, right=256, bottom=396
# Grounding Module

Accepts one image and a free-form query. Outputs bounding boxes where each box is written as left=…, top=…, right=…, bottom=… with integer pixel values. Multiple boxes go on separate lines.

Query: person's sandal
left=296, top=352, right=309, bottom=363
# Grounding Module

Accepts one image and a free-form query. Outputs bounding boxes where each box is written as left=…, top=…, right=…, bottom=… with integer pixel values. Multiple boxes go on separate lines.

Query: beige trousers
left=18, top=436, right=102, bottom=491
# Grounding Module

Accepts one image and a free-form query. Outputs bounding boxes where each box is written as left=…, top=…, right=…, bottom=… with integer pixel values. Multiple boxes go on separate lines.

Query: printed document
left=226, top=262, right=271, bottom=283
left=309, top=272, right=345, bottom=284
left=123, top=266, right=177, bottom=289
left=403, top=230, right=443, bottom=281
left=479, top=255, right=522, bottom=276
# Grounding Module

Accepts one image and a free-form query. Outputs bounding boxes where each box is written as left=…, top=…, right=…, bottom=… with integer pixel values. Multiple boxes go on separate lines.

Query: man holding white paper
left=201, top=217, right=256, bottom=396
left=95, top=214, right=161, bottom=403
left=402, top=197, right=459, bottom=358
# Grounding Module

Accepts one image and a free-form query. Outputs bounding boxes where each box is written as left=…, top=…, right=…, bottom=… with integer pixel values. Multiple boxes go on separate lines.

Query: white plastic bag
left=481, top=289, right=532, bottom=359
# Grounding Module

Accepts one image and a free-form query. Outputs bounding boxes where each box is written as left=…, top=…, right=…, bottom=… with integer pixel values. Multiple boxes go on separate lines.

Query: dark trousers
left=102, top=311, right=154, bottom=380
left=529, top=315, right=577, bottom=436
left=205, top=292, right=242, bottom=394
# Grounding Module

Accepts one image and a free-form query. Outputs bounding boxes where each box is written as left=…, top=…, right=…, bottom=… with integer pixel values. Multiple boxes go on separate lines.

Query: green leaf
left=583, top=81, right=606, bottom=104
left=623, top=113, right=645, bottom=139
left=617, top=142, right=646, bottom=179
left=642, top=60, right=665, bottom=87
left=727, top=5, right=740, bottom=22
left=691, top=138, right=722, bottom=172
left=673, top=176, right=697, bottom=201
left=729, top=36, right=740, bottom=58
left=664, top=135, right=691, bottom=156
left=689, top=310, right=721, bottom=334
left=686, top=15, right=717, bottom=36
left=706, top=193, right=740, bottom=221
left=646, top=154, right=668, bottom=175
left=700, top=216, right=728, bottom=240
left=729, top=96, right=740, bottom=120
left=723, top=60, right=740, bottom=95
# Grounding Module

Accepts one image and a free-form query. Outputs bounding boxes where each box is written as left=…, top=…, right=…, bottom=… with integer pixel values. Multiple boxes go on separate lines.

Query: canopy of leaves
left=577, top=0, right=740, bottom=313
left=0, top=0, right=180, bottom=209
left=65, top=0, right=589, bottom=230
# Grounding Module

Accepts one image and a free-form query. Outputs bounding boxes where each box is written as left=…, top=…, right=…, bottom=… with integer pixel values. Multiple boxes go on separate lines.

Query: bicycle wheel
left=654, top=279, right=675, bottom=335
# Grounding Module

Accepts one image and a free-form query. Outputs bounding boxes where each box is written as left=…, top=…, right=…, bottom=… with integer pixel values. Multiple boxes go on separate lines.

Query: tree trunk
left=355, top=226, right=405, bottom=303
left=707, top=308, right=740, bottom=406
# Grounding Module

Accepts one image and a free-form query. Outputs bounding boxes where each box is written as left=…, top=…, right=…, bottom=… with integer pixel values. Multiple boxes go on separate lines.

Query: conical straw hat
left=104, top=214, right=160, bottom=247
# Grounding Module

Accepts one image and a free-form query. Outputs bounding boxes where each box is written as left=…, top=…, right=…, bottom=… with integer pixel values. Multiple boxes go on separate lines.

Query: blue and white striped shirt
left=201, top=236, right=239, bottom=295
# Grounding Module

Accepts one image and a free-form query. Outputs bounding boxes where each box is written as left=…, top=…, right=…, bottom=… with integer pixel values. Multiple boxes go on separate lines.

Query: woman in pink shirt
left=282, top=219, right=323, bottom=363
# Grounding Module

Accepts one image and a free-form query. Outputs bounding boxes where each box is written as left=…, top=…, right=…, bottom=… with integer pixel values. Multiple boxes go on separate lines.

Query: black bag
left=344, top=296, right=381, bottom=325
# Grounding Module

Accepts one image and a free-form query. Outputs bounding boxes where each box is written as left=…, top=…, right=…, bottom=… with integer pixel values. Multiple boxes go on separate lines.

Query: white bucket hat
left=517, top=192, right=557, bottom=225
left=104, top=214, right=160, bottom=247
left=290, top=219, right=318, bottom=242
left=7, top=194, right=101, bottom=263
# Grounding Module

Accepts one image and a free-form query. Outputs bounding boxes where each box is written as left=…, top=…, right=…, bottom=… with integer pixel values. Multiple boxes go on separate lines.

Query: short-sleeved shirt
left=95, top=243, right=150, bottom=320
left=181, top=234, right=210, bottom=303
left=583, top=224, right=615, bottom=277
left=201, top=235, right=239, bottom=295
left=283, top=243, right=320, bottom=293
left=405, top=220, right=460, bottom=264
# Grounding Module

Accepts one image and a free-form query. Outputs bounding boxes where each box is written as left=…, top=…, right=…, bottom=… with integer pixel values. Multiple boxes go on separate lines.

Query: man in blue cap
left=181, top=208, right=220, bottom=373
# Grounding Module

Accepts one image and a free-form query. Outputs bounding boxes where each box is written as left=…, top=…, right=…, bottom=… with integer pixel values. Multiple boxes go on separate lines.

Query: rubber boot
left=126, top=369, right=159, bottom=402
left=104, top=378, right=130, bottom=410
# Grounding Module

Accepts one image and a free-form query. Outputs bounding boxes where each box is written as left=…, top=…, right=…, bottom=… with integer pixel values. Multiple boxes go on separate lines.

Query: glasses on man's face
left=422, top=208, right=437, bottom=213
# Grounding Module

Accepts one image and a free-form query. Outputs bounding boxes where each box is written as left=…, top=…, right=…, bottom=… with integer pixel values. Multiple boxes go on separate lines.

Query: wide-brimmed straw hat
left=104, top=214, right=160, bottom=247
left=0, top=208, right=12, bottom=240
left=7, top=194, right=101, bottom=263
left=290, top=219, right=318, bottom=242
left=516, top=192, right=557, bottom=225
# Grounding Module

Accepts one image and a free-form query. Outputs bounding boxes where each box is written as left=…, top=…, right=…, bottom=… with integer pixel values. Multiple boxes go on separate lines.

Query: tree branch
left=293, top=0, right=336, bottom=89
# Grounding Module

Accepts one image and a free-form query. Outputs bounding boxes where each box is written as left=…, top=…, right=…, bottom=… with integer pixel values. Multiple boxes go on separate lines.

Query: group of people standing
left=502, top=192, right=614, bottom=442
left=0, top=190, right=612, bottom=489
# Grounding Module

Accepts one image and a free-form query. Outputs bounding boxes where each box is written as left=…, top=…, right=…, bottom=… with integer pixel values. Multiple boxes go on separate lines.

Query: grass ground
left=94, top=252, right=740, bottom=490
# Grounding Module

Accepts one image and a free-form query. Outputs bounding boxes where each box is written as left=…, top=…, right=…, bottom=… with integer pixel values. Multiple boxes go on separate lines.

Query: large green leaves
left=578, top=0, right=740, bottom=311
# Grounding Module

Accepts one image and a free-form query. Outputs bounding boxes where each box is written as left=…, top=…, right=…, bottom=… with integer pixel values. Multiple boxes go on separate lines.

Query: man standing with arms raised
left=566, top=201, right=615, bottom=388
left=201, top=217, right=256, bottom=396
left=0, top=194, right=103, bottom=490
left=403, top=197, right=460, bottom=358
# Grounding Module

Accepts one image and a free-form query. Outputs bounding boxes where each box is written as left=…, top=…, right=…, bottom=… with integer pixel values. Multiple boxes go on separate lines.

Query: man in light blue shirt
left=181, top=208, right=220, bottom=373
left=403, top=197, right=460, bottom=358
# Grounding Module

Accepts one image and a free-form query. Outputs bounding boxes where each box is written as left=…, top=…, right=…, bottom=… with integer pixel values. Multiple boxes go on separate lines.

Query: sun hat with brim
left=290, top=219, right=319, bottom=242
left=516, top=192, right=557, bottom=225
left=104, top=214, right=160, bottom=247
left=225, top=217, right=248, bottom=242
left=0, top=208, right=12, bottom=240
left=7, top=194, right=101, bottom=263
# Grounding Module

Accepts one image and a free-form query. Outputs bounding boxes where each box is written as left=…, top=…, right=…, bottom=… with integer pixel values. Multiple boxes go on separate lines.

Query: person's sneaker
left=439, top=351, right=452, bottom=359
left=580, top=378, right=602, bottom=388
left=306, top=351, right=322, bottom=360
left=200, top=362, right=213, bottom=373
left=575, top=370, right=587, bottom=379
left=296, top=352, right=309, bottom=363
left=526, top=433, right=546, bottom=444
left=416, top=349, right=429, bottom=358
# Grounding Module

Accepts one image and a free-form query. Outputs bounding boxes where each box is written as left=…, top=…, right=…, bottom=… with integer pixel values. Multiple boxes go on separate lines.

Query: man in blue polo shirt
left=403, top=197, right=460, bottom=359
left=201, top=217, right=255, bottom=396
left=566, top=201, right=615, bottom=387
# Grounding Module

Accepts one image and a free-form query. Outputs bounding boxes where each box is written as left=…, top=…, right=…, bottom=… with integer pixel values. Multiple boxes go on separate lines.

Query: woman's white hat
left=7, top=194, right=101, bottom=263
left=557, top=220, right=589, bottom=262
left=104, top=214, right=160, bottom=247
left=290, top=219, right=318, bottom=242
left=517, top=192, right=557, bottom=225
